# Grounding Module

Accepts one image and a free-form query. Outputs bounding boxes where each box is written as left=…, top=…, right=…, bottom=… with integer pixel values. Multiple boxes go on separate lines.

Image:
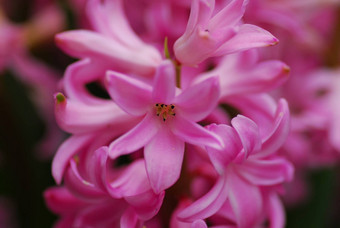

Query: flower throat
left=155, top=103, right=176, bottom=121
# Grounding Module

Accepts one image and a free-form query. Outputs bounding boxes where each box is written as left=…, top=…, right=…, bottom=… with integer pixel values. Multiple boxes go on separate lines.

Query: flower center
left=155, top=103, right=176, bottom=121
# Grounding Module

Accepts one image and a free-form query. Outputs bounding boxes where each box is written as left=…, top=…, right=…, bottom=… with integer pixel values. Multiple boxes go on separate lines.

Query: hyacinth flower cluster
left=41, top=0, right=333, bottom=227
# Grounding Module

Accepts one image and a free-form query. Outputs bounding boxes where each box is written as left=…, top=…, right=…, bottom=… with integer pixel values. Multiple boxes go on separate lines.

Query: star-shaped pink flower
left=106, top=60, right=224, bottom=193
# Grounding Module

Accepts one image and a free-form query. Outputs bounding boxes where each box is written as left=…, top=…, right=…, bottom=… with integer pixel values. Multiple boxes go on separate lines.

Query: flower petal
left=108, top=159, right=151, bottom=198
left=63, top=59, right=109, bottom=104
left=144, top=127, right=185, bottom=193
left=64, top=160, right=106, bottom=200
left=178, top=176, right=228, bottom=221
left=55, top=30, right=159, bottom=75
left=208, top=0, right=247, bottom=30
left=222, top=60, right=290, bottom=97
left=231, top=115, right=261, bottom=158
left=86, top=146, right=110, bottom=193
left=215, top=24, right=279, bottom=56
left=206, top=124, right=242, bottom=174
left=222, top=94, right=277, bottom=139
left=266, top=193, right=285, bottom=228
left=55, top=93, right=133, bottom=134
left=227, top=170, right=263, bottom=228
left=55, top=30, right=126, bottom=59
left=52, top=133, right=97, bottom=184
left=74, top=199, right=125, bottom=227
left=106, top=70, right=152, bottom=116
left=87, top=0, right=146, bottom=48
left=108, top=113, right=159, bottom=159
left=86, top=0, right=162, bottom=65
left=44, top=187, right=86, bottom=215
left=237, top=157, right=294, bottom=186
left=259, top=99, right=290, bottom=157
left=191, top=220, right=208, bottom=228
left=92, top=155, right=165, bottom=221
left=125, top=189, right=165, bottom=220
left=184, top=0, right=214, bottom=36
left=152, top=60, right=176, bottom=104
left=175, top=77, right=220, bottom=122
left=120, top=207, right=140, bottom=228
left=171, top=116, right=224, bottom=149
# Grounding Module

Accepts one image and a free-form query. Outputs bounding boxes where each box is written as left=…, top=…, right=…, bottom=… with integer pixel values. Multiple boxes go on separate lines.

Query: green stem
left=164, top=37, right=171, bottom=59
left=163, top=37, right=181, bottom=88
left=175, top=62, right=181, bottom=88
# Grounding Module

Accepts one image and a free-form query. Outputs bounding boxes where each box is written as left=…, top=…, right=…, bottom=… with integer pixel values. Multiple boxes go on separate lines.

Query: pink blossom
left=177, top=100, right=293, bottom=228
left=0, top=12, right=23, bottom=72
left=48, top=144, right=164, bottom=227
left=277, top=68, right=340, bottom=167
left=244, top=0, right=340, bottom=53
left=174, top=0, right=278, bottom=66
left=106, top=60, right=224, bottom=193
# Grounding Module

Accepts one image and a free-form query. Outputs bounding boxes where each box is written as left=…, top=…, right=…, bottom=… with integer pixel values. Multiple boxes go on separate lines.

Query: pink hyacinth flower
left=48, top=145, right=165, bottom=227
left=106, top=60, right=224, bottom=193
left=178, top=100, right=293, bottom=228
left=174, top=0, right=278, bottom=66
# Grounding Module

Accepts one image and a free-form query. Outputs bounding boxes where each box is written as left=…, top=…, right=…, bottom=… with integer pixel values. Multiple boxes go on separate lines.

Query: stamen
left=154, top=103, right=176, bottom=121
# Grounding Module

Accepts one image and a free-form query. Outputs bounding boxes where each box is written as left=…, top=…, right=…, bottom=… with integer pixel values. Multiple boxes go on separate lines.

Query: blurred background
left=0, top=0, right=340, bottom=227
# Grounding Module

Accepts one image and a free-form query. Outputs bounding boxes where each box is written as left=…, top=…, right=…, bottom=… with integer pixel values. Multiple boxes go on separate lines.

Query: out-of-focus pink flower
left=0, top=11, right=22, bottom=72
left=177, top=100, right=293, bottom=228
left=106, top=60, right=224, bottom=193
left=174, top=0, right=278, bottom=66
left=244, top=0, right=340, bottom=54
left=275, top=66, right=340, bottom=168
left=0, top=5, right=65, bottom=157
left=328, top=69, right=340, bottom=152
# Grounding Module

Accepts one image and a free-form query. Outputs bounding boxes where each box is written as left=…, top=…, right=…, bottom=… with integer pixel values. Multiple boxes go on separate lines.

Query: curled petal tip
left=269, top=38, right=279, bottom=46
left=54, top=92, right=66, bottom=104
left=282, top=65, right=291, bottom=74
left=54, top=33, right=66, bottom=47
